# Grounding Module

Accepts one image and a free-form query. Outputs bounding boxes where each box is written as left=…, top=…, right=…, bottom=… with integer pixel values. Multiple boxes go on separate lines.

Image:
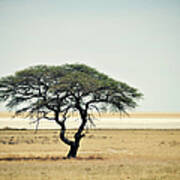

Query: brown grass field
left=0, top=129, right=180, bottom=180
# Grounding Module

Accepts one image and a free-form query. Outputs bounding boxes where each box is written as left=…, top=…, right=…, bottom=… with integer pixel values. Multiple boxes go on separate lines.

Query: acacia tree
left=0, top=64, right=143, bottom=158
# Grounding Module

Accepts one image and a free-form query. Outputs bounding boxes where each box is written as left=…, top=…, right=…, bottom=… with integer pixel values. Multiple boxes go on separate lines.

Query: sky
left=0, top=0, right=180, bottom=112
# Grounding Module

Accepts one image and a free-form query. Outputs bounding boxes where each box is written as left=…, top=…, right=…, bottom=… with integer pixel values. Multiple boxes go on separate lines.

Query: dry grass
left=0, top=129, right=180, bottom=180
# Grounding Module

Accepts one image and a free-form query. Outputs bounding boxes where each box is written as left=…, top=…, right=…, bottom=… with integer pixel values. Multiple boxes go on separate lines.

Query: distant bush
left=0, top=126, right=27, bottom=131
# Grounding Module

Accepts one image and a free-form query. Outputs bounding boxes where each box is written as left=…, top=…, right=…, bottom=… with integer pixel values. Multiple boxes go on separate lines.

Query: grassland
left=0, top=129, right=180, bottom=180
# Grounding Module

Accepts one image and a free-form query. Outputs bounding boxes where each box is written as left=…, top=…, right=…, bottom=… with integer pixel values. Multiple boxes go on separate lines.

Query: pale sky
left=0, top=0, right=180, bottom=112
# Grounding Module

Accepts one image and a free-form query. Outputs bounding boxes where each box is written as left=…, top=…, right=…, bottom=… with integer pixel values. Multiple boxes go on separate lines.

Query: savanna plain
left=0, top=129, right=180, bottom=180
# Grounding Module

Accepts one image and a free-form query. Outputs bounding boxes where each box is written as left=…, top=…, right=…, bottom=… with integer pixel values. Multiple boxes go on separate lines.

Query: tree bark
left=66, top=108, right=87, bottom=158
left=55, top=109, right=87, bottom=159
left=66, top=132, right=85, bottom=158
left=67, top=142, right=79, bottom=158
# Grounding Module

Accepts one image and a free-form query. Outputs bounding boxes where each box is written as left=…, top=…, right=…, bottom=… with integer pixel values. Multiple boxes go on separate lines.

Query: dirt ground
left=0, top=129, right=180, bottom=180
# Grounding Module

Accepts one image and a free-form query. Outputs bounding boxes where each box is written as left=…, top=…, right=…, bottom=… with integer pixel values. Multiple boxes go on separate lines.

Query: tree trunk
left=66, top=109, right=87, bottom=158
left=55, top=109, right=87, bottom=159
left=66, top=131, right=85, bottom=158
left=67, top=142, right=79, bottom=158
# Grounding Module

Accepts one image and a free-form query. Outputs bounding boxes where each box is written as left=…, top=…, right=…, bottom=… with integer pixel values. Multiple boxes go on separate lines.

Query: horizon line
left=0, top=111, right=180, bottom=119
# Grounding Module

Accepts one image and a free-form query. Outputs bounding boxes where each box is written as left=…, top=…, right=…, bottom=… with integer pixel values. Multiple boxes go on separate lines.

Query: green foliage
left=0, top=64, right=143, bottom=120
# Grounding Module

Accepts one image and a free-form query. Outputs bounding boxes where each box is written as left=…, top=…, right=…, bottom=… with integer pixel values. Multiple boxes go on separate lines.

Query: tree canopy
left=0, top=64, right=143, bottom=158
